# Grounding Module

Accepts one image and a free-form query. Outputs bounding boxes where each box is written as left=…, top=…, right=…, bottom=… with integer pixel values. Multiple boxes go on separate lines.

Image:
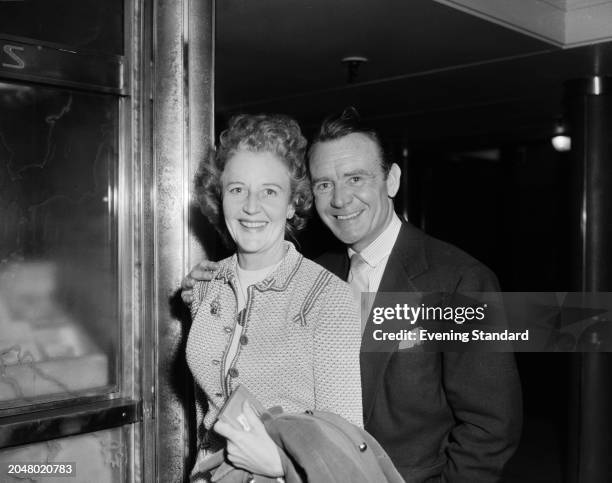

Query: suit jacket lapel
left=378, top=222, right=428, bottom=292
left=361, top=222, right=429, bottom=425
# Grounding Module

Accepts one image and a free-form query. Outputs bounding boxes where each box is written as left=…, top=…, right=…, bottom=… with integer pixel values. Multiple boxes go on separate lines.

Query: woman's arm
left=313, top=278, right=364, bottom=427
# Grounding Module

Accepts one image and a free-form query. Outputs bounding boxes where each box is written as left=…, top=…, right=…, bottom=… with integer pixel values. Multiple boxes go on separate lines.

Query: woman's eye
left=228, top=186, right=242, bottom=194
left=264, top=188, right=278, bottom=196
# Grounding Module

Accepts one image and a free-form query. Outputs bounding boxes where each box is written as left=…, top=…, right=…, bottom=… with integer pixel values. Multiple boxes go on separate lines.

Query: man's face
left=309, top=133, right=400, bottom=252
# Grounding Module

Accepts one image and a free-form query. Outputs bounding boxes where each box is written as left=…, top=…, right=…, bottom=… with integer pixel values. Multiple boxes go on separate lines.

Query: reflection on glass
left=0, top=81, right=118, bottom=407
left=0, top=426, right=134, bottom=483
left=0, top=0, right=124, bottom=55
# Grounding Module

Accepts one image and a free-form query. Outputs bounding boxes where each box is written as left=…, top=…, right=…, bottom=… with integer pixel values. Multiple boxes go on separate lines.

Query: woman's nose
left=243, top=191, right=260, bottom=214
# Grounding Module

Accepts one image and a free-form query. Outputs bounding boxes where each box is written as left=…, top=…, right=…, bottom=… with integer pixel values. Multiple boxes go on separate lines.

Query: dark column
left=566, top=76, right=612, bottom=483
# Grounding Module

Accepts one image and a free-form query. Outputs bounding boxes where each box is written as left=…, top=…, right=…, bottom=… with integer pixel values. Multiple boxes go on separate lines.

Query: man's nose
left=331, top=185, right=351, bottom=208
left=243, top=191, right=260, bottom=214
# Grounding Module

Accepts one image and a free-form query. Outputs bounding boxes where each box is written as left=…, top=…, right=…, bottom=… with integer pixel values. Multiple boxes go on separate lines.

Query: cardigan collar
left=214, top=241, right=303, bottom=292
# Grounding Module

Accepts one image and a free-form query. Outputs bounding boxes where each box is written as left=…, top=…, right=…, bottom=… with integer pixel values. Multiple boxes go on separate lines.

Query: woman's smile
left=239, top=220, right=268, bottom=229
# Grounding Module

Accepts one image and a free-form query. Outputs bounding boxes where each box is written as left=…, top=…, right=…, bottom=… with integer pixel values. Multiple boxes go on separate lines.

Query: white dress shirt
left=347, top=212, right=402, bottom=293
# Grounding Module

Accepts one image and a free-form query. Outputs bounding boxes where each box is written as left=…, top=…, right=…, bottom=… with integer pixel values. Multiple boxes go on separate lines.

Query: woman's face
left=221, top=149, right=295, bottom=268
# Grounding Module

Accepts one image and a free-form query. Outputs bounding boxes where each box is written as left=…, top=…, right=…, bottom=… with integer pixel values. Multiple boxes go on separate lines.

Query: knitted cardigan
left=186, top=242, right=363, bottom=440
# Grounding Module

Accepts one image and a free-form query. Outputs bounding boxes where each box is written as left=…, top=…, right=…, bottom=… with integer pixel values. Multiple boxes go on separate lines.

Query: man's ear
left=386, top=163, right=401, bottom=198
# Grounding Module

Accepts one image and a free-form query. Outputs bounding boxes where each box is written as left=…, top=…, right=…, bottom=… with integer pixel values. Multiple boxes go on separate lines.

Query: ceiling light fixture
left=551, top=120, right=571, bottom=152
left=341, top=56, right=368, bottom=84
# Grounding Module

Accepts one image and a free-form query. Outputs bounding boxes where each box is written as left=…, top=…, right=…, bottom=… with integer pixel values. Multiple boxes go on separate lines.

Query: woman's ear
left=287, top=203, right=296, bottom=220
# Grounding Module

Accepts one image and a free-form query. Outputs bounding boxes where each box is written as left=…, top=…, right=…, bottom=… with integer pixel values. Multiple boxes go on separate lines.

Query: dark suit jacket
left=317, top=222, right=522, bottom=483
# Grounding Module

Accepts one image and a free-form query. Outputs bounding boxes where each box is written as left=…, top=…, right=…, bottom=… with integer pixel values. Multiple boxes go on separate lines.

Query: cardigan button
left=358, top=442, right=368, bottom=452
left=239, top=335, right=248, bottom=345
left=210, top=299, right=221, bottom=315
left=228, top=367, right=239, bottom=378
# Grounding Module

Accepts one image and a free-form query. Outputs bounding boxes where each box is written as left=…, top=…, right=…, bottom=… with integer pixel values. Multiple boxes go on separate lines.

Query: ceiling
left=215, top=0, right=612, bottom=144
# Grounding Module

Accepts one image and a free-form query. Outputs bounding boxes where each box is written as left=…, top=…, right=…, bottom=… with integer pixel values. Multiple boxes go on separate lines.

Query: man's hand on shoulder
left=180, top=260, right=220, bottom=304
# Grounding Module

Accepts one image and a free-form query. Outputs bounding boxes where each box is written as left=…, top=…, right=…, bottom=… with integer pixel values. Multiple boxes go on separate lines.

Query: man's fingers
left=181, top=291, right=193, bottom=304
left=181, top=275, right=195, bottom=290
left=190, top=261, right=220, bottom=281
left=201, top=260, right=220, bottom=271
left=180, top=260, right=221, bottom=305
left=181, top=261, right=219, bottom=293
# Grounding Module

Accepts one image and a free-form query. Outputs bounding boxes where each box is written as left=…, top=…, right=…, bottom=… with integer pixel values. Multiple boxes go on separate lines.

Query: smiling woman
left=221, top=150, right=295, bottom=269
left=186, top=114, right=364, bottom=481
left=196, top=114, right=311, bottom=249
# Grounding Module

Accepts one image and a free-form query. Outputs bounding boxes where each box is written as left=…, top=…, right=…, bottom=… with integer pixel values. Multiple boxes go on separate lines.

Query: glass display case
left=0, top=1, right=142, bottom=480
left=0, top=82, right=119, bottom=407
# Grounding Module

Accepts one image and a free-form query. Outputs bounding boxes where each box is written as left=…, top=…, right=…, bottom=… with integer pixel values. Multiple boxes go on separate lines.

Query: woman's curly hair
left=195, top=114, right=312, bottom=246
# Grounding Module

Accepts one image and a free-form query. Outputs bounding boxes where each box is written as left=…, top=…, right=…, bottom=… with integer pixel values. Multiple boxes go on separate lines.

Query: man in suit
left=183, top=108, right=522, bottom=482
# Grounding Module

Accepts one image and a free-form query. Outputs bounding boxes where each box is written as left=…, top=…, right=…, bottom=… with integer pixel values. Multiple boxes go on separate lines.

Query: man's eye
left=349, top=176, right=363, bottom=184
left=263, top=188, right=277, bottom=196
left=315, top=182, right=332, bottom=192
left=228, top=187, right=243, bottom=195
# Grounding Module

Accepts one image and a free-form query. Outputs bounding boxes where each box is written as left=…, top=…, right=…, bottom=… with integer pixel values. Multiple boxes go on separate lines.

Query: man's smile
left=334, top=210, right=364, bottom=221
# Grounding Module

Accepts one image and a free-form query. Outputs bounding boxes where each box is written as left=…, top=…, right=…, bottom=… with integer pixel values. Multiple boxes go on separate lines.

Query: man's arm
left=180, top=260, right=220, bottom=304
left=442, top=352, right=522, bottom=482
left=442, top=264, right=523, bottom=482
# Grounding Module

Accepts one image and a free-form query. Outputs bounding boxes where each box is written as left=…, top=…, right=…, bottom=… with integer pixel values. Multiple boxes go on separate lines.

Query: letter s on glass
left=2, top=45, right=26, bottom=69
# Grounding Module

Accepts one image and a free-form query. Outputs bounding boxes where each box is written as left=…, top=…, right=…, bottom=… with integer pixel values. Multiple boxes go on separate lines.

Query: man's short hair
left=309, top=107, right=392, bottom=176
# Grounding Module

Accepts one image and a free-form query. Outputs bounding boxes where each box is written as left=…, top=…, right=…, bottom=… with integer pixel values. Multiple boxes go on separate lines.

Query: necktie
left=349, top=253, right=369, bottom=300
left=349, top=253, right=373, bottom=328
